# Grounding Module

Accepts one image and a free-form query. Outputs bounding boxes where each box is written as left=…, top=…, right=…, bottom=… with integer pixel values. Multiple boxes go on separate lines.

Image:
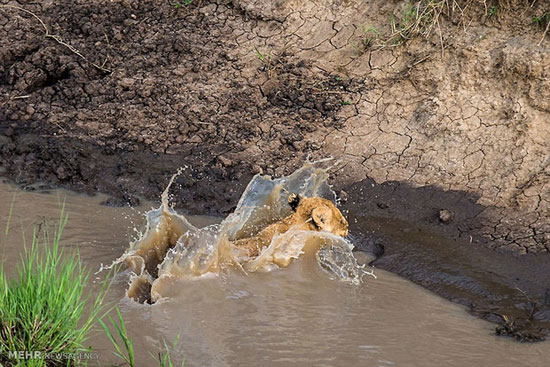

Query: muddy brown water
left=1, top=180, right=549, bottom=367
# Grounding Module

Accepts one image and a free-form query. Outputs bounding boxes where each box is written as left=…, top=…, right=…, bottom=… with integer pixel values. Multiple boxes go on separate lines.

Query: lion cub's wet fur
left=233, top=194, right=348, bottom=257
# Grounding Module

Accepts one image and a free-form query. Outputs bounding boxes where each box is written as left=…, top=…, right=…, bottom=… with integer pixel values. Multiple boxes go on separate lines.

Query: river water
left=0, top=179, right=548, bottom=367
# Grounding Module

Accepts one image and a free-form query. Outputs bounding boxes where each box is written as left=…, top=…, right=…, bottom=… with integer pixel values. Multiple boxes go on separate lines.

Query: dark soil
left=0, top=0, right=352, bottom=213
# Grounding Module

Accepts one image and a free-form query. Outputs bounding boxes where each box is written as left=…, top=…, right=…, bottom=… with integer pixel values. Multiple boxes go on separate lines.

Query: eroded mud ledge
left=2, top=0, right=550, bottom=339
left=343, top=179, right=550, bottom=341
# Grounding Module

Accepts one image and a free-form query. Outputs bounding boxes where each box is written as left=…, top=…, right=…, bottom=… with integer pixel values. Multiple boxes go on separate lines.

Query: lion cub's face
left=288, top=194, right=348, bottom=237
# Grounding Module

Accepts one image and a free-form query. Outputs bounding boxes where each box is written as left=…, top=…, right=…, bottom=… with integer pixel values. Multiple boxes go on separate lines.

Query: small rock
left=56, top=166, right=68, bottom=180
left=113, top=30, right=123, bottom=41
left=353, top=251, right=377, bottom=266
left=292, top=140, right=306, bottom=150
left=338, top=190, right=349, bottom=203
left=274, top=167, right=285, bottom=177
left=119, top=77, right=136, bottom=89
left=376, top=202, right=389, bottom=209
left=199, top=4, right=217, bottom=16
left=372, top=242, right=385, bottom=257
left=188, top=135, right=202, bottom=143
left=173, top=66, right=189, bottom=76
left=218, top=155, right=232, bottom=167
left=439, top=209, right=454, bottom=224
left=309, top=142, right=321, bottom=150
left=252, top=165, right=263, bottom=174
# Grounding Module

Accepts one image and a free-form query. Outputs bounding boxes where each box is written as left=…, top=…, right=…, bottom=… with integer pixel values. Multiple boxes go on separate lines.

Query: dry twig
left=0, top=5, right=111, bottom=73
left=538, top=19, right=550, bottom=46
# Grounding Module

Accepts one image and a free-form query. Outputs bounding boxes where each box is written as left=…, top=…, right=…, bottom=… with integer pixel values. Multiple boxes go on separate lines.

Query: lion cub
left=233, top=194, right=348, bottom=257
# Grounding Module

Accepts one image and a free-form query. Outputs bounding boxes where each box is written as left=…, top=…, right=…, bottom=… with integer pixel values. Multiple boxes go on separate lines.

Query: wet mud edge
left=342, top=179, right=550, bottom=342
left=2, top=141, right=550, bottom=340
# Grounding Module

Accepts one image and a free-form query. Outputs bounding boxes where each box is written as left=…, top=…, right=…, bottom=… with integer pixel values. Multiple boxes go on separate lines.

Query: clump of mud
left=117, top=162, right=373, bottom=304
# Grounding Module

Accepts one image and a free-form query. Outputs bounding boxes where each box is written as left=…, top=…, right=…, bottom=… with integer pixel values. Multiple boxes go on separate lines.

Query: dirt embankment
left=1, top=0, right=550, bottom=255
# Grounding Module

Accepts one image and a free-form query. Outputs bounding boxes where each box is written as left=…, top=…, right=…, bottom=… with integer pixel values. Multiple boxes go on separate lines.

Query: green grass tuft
left=100, top=307, right=184, bottom=367
left=353, top=0, right=550, bottom=52
left=99, top=307, right=136, bottom=366
left=154, top=334, right=184, bottom=367
left=173, top=0, right=193, bottom=9
left=388, top=0, right=446, bottom=45
left=0, top=210, right=110, bottom=367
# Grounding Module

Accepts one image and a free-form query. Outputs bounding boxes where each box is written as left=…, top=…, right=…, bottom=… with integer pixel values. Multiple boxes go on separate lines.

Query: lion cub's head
left=288, top=194, right=348, bottom=237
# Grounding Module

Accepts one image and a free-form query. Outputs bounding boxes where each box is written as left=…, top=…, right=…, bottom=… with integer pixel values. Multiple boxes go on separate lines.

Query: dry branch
left=0, top=5, right=112, bottom=73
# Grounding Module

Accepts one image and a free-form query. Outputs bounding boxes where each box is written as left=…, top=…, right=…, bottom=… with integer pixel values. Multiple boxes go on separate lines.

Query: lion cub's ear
left=311, top=206, right=333, bottom=231
left=288, top=193, right=301, bottom=211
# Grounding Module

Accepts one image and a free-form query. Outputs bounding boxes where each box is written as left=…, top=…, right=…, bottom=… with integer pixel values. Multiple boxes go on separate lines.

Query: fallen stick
left=0, top=4, right=112, bottom=73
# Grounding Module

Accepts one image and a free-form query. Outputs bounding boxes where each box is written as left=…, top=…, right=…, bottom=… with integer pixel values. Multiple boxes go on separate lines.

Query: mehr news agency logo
left=3, top=350, right=100, bottom=363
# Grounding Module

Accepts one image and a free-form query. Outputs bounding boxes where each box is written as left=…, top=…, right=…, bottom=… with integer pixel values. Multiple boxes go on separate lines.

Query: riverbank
left=2, top=0, right=550, bottom=253
left=2, top=0, right=550, bottom=340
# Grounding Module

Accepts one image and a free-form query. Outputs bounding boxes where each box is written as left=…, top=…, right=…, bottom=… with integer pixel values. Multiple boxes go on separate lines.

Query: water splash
left=117, top=161, right=374, bottom=303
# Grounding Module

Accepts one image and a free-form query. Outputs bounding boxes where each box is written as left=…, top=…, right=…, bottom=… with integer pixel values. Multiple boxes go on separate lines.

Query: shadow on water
left=343, top=178, right=550, bottom=341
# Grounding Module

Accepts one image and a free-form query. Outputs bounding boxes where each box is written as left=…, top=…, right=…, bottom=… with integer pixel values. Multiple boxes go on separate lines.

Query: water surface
left=0, top=180, right=547, bottom=367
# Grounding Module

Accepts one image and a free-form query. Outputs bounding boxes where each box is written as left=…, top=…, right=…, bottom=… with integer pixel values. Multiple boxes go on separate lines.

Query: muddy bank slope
left=2, top=0, right=550, bottom=253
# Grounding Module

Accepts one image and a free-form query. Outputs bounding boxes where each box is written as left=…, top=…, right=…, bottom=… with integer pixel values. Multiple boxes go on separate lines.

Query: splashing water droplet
left=114, top=160, right=374, bottom=303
